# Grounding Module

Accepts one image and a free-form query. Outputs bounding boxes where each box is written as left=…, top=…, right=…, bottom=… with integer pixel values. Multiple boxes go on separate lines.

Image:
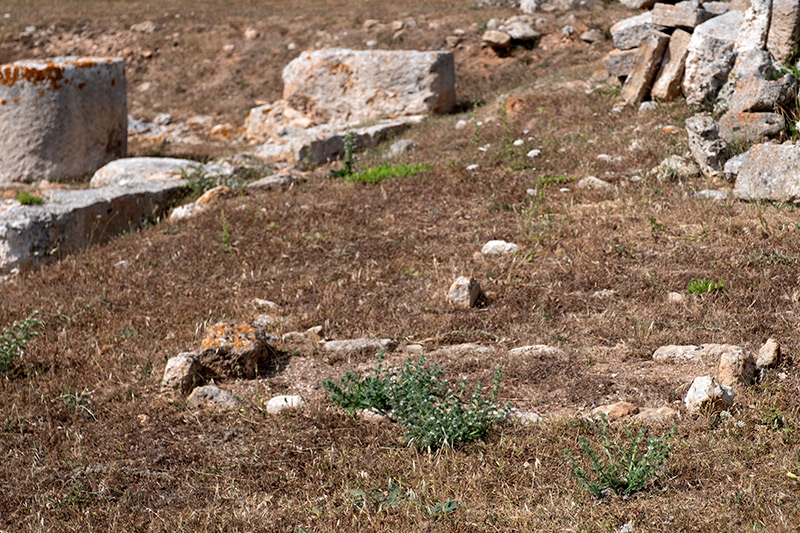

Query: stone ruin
left=0, top=47, right=457, bottom=276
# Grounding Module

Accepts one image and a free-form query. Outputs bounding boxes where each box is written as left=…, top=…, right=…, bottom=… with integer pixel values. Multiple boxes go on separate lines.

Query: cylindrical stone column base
left=0, top=56, right=127, bottom=184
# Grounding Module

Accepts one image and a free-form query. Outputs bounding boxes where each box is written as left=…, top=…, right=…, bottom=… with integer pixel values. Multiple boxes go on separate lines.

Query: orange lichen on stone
left=202, top=323, right=258, bottom=352
left=0, top=63, right=66, bottom=90
left=329, top=63, right=352, bottom=75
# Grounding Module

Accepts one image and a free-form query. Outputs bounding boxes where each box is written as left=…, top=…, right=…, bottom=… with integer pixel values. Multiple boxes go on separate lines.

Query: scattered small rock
left=246, top=173, right=297, bottom=191
left=591, top=401, right=639, bottom=421
left=578, top=176, right=614, bottom=191
left=717, top=347, right=756, bottom=387
left=508, top=344, right=565, bottom=357
left=757, top=338, right=780, bottom=370
left=321, top=338, right=397, bottom=357
left=667, top=291, right=685, bottom=304
left=448, top=276, right=483, bottom=308
left=187, top=385, right=240, bottom=411
left=267, top=395, right=305, bottom=414
left=508, top=408, right=542, bottom=424
left=161, top=353, right=203, bottom=394
left=481, top=240, right=518, bottom=255
left=388, top=139, right=418, bottom=158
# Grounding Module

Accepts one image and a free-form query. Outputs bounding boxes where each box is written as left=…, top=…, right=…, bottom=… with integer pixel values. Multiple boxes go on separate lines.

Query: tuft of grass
left=686, top=278, right=726, bottom=295
left=15, top=191, right=44, bottom=205
left=565, top=415, right=676, bottom=499
left=181, top=164, right=247, bottom=197
left=219, top=211, right=234, bottom=253
left=323, top=354, right=509, bottom=450
left=344, top=163, right=432, bottom=184
left=0, top=312, right=43, bottom=374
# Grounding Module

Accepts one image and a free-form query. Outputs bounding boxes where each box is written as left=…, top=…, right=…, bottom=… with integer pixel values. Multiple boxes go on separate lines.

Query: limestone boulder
left=604, top=49, right=638, bottom=78
left=281, top=49, right=455, bottom=126
left=622, top=30, right=670, bottom=105
left=161, top=353, right=203, bottom=394
left=717, top=347, right=756, bottom=387
left=187, top=385, right=241, bottom=411
left=718, top=112, right=785, bottom=144
left=682, top=11, right=743, bottom=107
left=482, top=30, right=513, bottom=49
left=448, top=276, right=483, bottom=308
left=735, top=0, right=772, bottom=54
left=321, top=338, right=397, bottom=358
left=652, top=29, right=692, bottom=101
left=733, top=144, right=800, bottom=202
left=90, top=157, right=196, bottom=188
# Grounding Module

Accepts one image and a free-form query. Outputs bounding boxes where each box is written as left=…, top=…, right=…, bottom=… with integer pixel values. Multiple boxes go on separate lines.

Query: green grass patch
left=343, top=163, right=432, bottom=185
left=0, top=312, right=43, bottom=374
left=686, top=278, right=726, bottom=295
left=15, top=191, right=44, bottom=205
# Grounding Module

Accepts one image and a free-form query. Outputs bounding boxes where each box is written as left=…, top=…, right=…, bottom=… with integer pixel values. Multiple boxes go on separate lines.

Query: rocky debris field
left=4, top=0, right=800, bottom=530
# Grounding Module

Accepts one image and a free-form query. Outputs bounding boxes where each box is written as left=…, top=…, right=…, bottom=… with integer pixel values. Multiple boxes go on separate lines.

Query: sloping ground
left=3, top=1, right=800, bottom=531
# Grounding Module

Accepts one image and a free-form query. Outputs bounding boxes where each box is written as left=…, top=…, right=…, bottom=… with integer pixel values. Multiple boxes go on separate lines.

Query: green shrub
left=0, top=312, right=44, bottom=373
left=565, top=415, right=676, bottom=499
left=687, top=278, right=726, bottom=295
left=329, top=131, right=359, bottom=178
left=181, top=164, right=245, bottom=197
left=323, top=355, right=508, bottom=450
left=15, top=191, right=44, bottom=205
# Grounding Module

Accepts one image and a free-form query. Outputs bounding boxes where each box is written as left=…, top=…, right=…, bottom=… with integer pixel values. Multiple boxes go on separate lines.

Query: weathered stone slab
left=685, top=376, right=735, bottom=413
left=520, top=0, right=597, bottom=12
left=89, top=157, right=197, bottom=188
left=703, top=1, right=731, bottom=15
left=620, top=0, right=658, bottom=8
left=715, top=49, right=783, bottom=114
left=767, top=0, right=800, bottom=62
left=0, top=180, right=186, bottom=275
left=682, top=11, right=743, bottom=107
left=651, top=2, right=713, bottom=29
left=652, top=29, right=692, bottom=101
left=282, top=49, right=455, bottom=126
left=253, top=117, right=421, bottom=167
left=610, top=12, right=667, bottom=51
left=729, top=73, right=798, bottom=114
left=482, top=30, right=513, bottom=49
left=735, top=0, right=772, bottom=54
left=0, top=57, right=127, bottom=184
left=604, top=48, right=638, bottom=78
left=718, top=112, right=785, bottom=144
left=623, top=30, right=670, bottom=105
left=685, top=113, right=728, bottom=176
left=733, top=144, right=800, bottom=202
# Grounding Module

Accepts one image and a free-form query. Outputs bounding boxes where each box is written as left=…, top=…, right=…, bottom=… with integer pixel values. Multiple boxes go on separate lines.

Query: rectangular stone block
left=651, top=1, right=713, bottom=29
left=733, top=144, right=800, bottom=202
left=610, top=12, right=667, bottom=50
left=604, top=48, right=638, bottom=78
left=622, top=30, right=671, bottom=105
left=652, top=29, right=692, bottom=101
left=718, top=112, right=785, bottom=144
left=767, top=0, right=800, bottom=62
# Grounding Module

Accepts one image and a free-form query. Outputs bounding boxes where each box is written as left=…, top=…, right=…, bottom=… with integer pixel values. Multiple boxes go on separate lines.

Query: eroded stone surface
left=610, top=13, right=667, bottom=51
left=685, top=376, right=735, bottom=412
left=652, top=29, right=692, bottom=101
left=682, top=11, right=743, bottom=107
left=161, top=353, right=203, bottom=394
left=604, top=48, right=638, bottom=78
left=718, top=112, right=785, bottom=144
left=767, top=0, right=800, bottom=62
left=197, top=322, right=276, bottom=379
left=187, top=385, right=241, bottom=411
left=622, top=30, right=670, bottom=105
left=733, top=144, right=800, bottom=202
left=448, top=276, right=483, bottom=308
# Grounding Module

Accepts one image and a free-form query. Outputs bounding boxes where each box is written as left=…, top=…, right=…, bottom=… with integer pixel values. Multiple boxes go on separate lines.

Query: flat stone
left=577, top=176, right=615, bottom=191
left=197, top=322, right=276, bottom=379
left=481, top=240, right=518, bottom=255
left=0, top=57, right=127, bottom=184
left=651, top=2, right=713, bottom=29
left=448, top=276, right=483, bottom=308
left=246, top=173, right=297, bottom=191
left=652, top=29, right=692, bottom=101
left=321, top=338, right=397, bottom=357
left=267, top=395, right=305, bottom=414
left=161, top=353, right=203, bottom=394
left=508, top=344, right=565, bottom=357
left=653, top=344, right=707, bottom=362
left=733, top=144, right=800, bottom=202
left=718, top=112, right=785, bottom=144
left=603, top=48, right=638, bottom=78
left=430, top=343, right=495, bottom=357
left=728, top=74, right=798, bottom=115
left=388, top=139, right=418, bottom=158
left=499, top=17, right=542, bottom=41
left=757, top=338, right=781, bottom=370
left=632, top=406, right=680, bottom=424
left=0, top=179, right=187, bottom=275
left=685, top=376, right=735, bottom=413
left=768, top=0, right=800, bottom=62
left=716, top=49, right=782, bottom=115
left=187, top=385, right=240, bottom=411
left=89, top=157, right=196, bottom=188
left=682, top=11, right=743, bottom=107
left=651, top=154, right=699, bottom=180
left=610, top=12, right=667, bottom=51
left=622, top=30, right=670, bottom=105
left=520, top=0, right=598, bottom=12
left=695, top=189, right=730, bottom=200
left=282, top=49, right=455, bottom=126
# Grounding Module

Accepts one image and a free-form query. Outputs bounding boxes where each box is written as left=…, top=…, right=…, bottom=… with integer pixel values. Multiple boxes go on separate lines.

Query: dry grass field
left=3, top=1, right=800, bottom=531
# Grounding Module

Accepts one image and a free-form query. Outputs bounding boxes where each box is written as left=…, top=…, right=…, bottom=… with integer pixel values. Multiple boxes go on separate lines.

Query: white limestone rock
left=685, top=376, right=735, bottom=413
left=267, top=395, right=305, bottom=414
left=682, top=12, right=744, bottom=107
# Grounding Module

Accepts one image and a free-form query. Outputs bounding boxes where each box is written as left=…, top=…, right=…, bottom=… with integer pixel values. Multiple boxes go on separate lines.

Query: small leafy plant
left=323, top=354, right=509, bottom=450
left=219, top=211, right=234, bottom=253
left=687, top=278, right=726, bottom=295
left=182, top=164, right=245, bottom=197
left=565, top=415, right=676, bottom=498
left=15, top=191, right=44, bottom=205
left=0, top=312, right=44, bottom=373
left=329, top=131, right=359, bottom=178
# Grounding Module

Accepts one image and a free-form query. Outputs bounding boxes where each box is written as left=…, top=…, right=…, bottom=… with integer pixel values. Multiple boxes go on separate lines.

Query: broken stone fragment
left=591, top=401, right=639, bottom=421
left=622, top=30, right=670, bottom=105
left=651, top=29, right=692, bottom=101
left=717, top=347, right=756, bottom=387
left=610, top=12, right=667, bottom=51
left=161, top=353, right=203, bottom=394
left=448, top=276, right=483, bottom=308
left=732, top=144, right=800, bottom=202
left=603, top=48, right=638, bottom=78
left=685, top=113, right=728, bottom=177
left=651, top=2, right=713, bottom=29
left=321, top=338, right=397, bottom=357
left=718, top=112, right=785, bottom=144
left=481, top=240, right=518, bottom=255
left=767, top=0, right=800, bottom=62
left=508, top=344, right=565, bottom=357
left=757, top=338, right=781, bottom=370
left=685, top=376, right=735, bottom=413
left=482, top=30, right=512, bottom=48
